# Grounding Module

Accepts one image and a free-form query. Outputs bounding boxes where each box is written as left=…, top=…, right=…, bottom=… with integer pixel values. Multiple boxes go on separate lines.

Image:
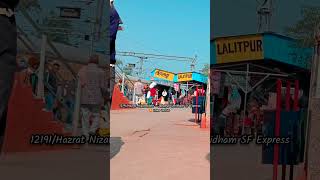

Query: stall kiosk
left=150, top=69, right=208, bottom=126
left=210, top=33, right=312, bottom=180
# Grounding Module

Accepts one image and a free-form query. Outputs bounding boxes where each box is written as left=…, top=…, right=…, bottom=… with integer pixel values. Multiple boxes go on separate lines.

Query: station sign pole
left=273, top=79, right=282, bottom=180
left=195, top=86, right=199, bottom=123
left=242, top=64, right=250, bottom=135
left=304, top=24, right=320, bottom=180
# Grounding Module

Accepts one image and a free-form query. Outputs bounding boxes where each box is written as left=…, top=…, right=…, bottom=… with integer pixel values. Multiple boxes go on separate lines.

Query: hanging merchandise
left=261, top=110, right=306, bottom=165
left=192, top=96, right=206, bottom=114
left=267, top=93, right=277, bottom=110
left=174, top=83, right=180, bottom=92
left=224, top=75, right=252, bottom=92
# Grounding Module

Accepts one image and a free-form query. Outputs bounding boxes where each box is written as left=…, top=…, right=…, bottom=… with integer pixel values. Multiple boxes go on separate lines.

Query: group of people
left=0, top=0, right=121, bottom=151
left=131, top=80, right=153, bottom=105
left=132, top=80, right=193, bottom=106
left=21, top=54, right=108, bottom=138
left=23, top=54, right=109, bottom=138
left=19, top=56, right=75, bottom=125
left=133, top=80, right=168, bottom=105
left=213, top=83, right=264, bottom=137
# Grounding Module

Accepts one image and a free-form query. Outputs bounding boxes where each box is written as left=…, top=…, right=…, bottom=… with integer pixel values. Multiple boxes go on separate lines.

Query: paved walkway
left=0, top=147, right=109, bottom=180
left=212, top=143, right=304, bottom=180
left=110, top=108, right=210, bottom=180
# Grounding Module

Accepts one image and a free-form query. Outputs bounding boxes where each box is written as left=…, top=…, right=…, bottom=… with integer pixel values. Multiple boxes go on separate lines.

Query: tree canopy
left=200, top=64, right=209, bottom=76
left=285, top=6, right=320, bottom=47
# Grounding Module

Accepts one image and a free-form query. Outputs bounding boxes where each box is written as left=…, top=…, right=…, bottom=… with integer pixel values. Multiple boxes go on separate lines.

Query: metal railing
left=114, top=65, right=136, bottom=102
left=17, top=7, right=82, bottom=136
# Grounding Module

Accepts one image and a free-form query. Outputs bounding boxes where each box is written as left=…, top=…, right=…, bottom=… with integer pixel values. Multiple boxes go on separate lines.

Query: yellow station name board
left=154, top=69, right=175, bottom=81
left=215, top=35, right=264, bottom=63
left=177, top=72, right=193, bottom=82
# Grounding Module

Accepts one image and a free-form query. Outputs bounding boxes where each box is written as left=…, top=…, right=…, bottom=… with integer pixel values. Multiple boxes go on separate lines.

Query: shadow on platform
left=110, top=137, right=124, bottom=159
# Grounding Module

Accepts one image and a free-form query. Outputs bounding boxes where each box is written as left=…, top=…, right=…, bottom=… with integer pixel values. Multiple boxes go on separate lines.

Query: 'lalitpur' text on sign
left=215, top=35, right=264, bottom=63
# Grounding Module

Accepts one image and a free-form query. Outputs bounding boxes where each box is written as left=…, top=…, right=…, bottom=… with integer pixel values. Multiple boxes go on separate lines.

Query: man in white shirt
left=78, top=55, right=107, bottom=137
left=134, top=79, right=144, bottom=104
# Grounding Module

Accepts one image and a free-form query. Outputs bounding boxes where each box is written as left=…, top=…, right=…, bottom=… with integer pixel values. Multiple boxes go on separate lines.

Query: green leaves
left=285, top=6, right=320, bottom=48
left=201, top=64, right=209, bottom=76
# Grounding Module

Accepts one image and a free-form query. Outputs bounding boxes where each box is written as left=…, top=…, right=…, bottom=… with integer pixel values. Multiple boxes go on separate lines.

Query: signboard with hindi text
left=153, top=69, right=175, bottom=81
left=177, top=72, right=193, bottom=82
left=215, top=34, right=264, bottom=64
left=151, top=69, right=208, bottom=84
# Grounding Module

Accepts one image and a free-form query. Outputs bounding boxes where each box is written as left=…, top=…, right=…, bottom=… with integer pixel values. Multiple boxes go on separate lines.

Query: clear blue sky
left=114, top=0, right=210, bottom=77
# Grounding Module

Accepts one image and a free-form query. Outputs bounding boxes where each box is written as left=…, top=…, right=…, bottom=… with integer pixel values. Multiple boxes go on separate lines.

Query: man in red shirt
left=244, top=111, right=253, bottom=135
left=150, top=87, right=157, bottom=105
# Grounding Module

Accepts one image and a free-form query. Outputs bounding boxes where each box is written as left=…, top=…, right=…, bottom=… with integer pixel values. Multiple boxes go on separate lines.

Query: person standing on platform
left=149, top=82, right=157, bottom=105
left=43, top=62, right=60, bottom=113
left=78, top=55, right=107, bottom=137
left=143, top=85, right=149, bottom=103
left=162, top=89, right=168, bottom=103
left=109, top=0, right=122, bottom=104
left=215, top=83, right=241, bottom=136
left=168, top=87, right=173, bottom=104
left=28, top=56, right=40, bottom=96
left=243, top=111, right=253, bottom=135
left=134, top=79, right=144, bottom=105
left=0, top=0, right=20, bottom=152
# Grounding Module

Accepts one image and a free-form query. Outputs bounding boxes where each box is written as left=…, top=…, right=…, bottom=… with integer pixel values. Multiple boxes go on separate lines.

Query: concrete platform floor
left=110, top=108, right=210, bottom=180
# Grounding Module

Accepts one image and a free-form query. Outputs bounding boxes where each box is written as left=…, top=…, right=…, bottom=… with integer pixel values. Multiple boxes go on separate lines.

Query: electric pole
left=305, top=22, right=320, bottom=180
left=138, top=56, right=148, bottom=78
left=90, top=0, right=104, bottom=56
left=117, top=51, right=197, bottom=78
left=257, top=0, right=274, bottom=32
left=191, top=55, right=197, bottom=72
